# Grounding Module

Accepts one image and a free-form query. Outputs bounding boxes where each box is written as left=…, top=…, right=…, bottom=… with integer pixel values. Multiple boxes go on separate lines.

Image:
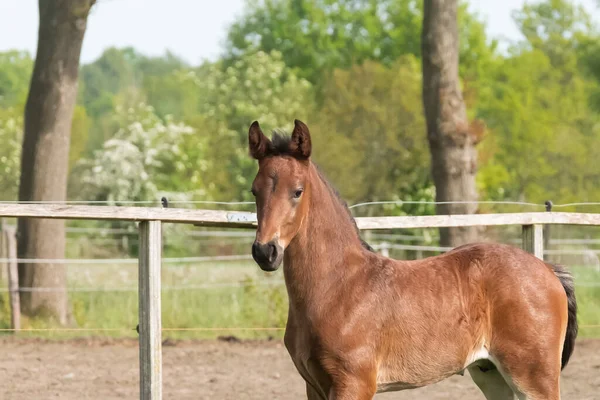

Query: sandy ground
left=0, top=337, right=599, bottom=399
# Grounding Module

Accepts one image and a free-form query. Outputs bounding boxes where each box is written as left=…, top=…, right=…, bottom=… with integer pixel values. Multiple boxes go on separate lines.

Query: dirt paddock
left=0, top=337, right=599, bottom=399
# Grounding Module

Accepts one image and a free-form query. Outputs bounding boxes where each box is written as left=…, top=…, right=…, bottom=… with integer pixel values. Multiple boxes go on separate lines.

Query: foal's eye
left=250, top=188, right=257, bottom=197
left=293, top=189, right=304, bottom=199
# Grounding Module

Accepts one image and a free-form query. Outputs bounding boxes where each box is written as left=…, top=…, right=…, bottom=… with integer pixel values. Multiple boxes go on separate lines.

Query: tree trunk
left=421, top=0, right=480, bottom=248
left=18, top=0, right=96, bottom=324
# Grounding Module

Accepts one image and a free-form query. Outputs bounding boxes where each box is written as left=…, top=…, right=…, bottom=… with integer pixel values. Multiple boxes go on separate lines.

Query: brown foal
left=248, top=119, right=578, bottom=400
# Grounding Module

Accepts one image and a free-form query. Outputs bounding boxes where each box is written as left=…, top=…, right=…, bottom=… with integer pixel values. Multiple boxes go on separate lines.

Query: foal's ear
left=248, top=121, right=271, bottom=160
left=289, top=119, right=312, bottom=159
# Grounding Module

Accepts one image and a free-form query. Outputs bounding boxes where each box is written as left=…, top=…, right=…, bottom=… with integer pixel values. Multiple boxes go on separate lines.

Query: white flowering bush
left=77, top=103, right=196, bottom=205
left=75, top=51, right=314, bottom=205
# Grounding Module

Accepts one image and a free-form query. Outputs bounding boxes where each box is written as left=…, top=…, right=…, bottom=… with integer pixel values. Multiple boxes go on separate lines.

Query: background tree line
left=1, top=0, right=597, bottom=212
left=1, top=0, right=598, bottom=210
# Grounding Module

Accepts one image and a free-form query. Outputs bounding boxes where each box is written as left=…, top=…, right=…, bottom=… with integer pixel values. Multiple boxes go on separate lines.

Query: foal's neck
left=283, top=163, right=365, bottom=302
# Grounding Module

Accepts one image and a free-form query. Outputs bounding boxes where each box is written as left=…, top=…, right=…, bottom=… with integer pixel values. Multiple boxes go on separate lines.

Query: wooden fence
left=1, top=204, right=599, bottom=400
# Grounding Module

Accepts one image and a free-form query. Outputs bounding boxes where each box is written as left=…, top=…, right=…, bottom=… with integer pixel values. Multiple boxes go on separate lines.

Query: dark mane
left=314, top=166, right=375, bottom=252
left=268, top=131, right=374, bottom=252
left=269, top=130, right=299, bottom=157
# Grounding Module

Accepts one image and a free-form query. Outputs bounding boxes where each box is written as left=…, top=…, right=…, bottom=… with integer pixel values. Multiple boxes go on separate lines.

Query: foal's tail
left=548, top=263, right=578, bottom=370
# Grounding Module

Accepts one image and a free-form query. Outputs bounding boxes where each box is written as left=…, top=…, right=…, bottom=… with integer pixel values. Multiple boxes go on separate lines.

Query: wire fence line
left=0, top=324, right=598, bottom=333
left=372, top=243, right=600, bottom=255
left=348, top=200, right=544, bottom=209
left=0, top=327, right=289, bottom=333
left=64, top=228, right=256, bottom=238
left=5, top=279, right=600, bottom=292
left=1, top=198, right=600, bottom=209
left=0, top=280, right=286, bottom=293
left=1, top=242, right=599, bottom=293
left=0, top=254, right=253, bottom=265
left=1, top=245, right=599, bottom=265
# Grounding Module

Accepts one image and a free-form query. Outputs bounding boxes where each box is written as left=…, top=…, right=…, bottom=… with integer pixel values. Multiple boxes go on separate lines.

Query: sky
left=0, top=0, right=598, bottom=65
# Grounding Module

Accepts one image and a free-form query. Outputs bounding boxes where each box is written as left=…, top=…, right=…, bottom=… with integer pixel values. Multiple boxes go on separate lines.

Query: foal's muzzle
left=252, top=240, right=283, bottom=271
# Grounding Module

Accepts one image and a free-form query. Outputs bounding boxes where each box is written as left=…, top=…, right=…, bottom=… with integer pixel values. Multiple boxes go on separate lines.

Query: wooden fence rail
left=0, top=204, right=599, bottom=400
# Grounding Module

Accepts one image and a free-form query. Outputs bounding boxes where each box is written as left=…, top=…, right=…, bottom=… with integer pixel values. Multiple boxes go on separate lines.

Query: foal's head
left=248, top=119, right=312, bottom=271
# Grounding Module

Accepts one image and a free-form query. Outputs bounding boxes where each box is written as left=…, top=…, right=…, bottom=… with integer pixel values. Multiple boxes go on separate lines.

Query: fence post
left=4, top=226, right=20, bottom=331
left=522, top=224, right=544, bottom=260
left=544, top=200, right=552, bottom=252
left=379, top=242, right=390, bottom=258
left=0, top=219, right=5, bottom=282
left=138, top=220, right=162, bottom=400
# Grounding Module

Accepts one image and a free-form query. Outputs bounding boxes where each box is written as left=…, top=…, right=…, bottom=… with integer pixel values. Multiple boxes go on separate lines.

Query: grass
left=0, top=260, right=289, bottom=340
left=566, top=265, right=600, bottom=337
left=0, top=262, right=599, bottom=340
left=69, top=280, right=288, bottom=340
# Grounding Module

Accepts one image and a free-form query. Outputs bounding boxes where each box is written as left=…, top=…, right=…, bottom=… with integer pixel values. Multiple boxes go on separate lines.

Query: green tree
left=476, top=0, right=600, bottom=204
left=79, top=47, right=141, bottom=118
left=0, top=51, right=33, bottom=108
left=192, top=50, right=314, bottom=201
left=144, top=69, right=199, bottom=119
left=79, top=48, right=189, bottom=155
left=69, top=105, right=91, bottom=171
left=422, top=0, right=480, bottom=247
left=225, top=0, right=496, bottom=84
left=0, top=108, right=23, bottom=200
left=18, top=0, right=96, bottom=325
left=311, top=57, right=432, bottom=215
left=80, top=47, right=189, bottom=118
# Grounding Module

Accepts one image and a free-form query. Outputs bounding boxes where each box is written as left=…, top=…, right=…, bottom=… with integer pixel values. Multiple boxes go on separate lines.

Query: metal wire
left=0, top=254, right=253, bottom=265
left=552, top=202, right=600, bottom=208
left=0, top=325, right=597, bottom=333
left=0, top=280, right=285, bottom=293
left=348, top=200, right=543, bottom=209
left=0, top=200, right=254, bottom=206
left=0, top=327, right=286, bottom=332
left=0, top=199, right=598, bottom=208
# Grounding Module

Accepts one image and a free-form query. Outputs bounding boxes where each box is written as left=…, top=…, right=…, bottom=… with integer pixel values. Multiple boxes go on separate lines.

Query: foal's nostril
left=252, top=241, right=280, bottom=265
left=252, top=242, right=260, bottom=260
left=268, top=243, right=277, bottom=262
left=252, top=240, right=283, bottom=271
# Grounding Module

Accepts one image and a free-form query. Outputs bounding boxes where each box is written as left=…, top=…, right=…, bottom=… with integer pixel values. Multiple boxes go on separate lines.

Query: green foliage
left=476, top=0, right=600, bottom=204
left=0, top=51, right=33, bottom=108
left=513, top=0, right=593, bottom=58
left=78, top=48, right=189, bottom=157
left=0, top=0, right=597, bottom=212
left=0, top=107, right=23, bottom=201
left=225, top=0, right=421, bottom=82
left=79, top=47, right=141, bottom=118
left=311, top=57, right=432, bottom=214
left=3, top=264, right=600, bottom=339
left=73, top=48, right=314, bottom=202
left=144, top=69, right=199, bottom=119
left=69, top=105, right=91, bottom=171
left=225, top=0, right=496, bottom=85
left=192, top=50, right=315, bottom=200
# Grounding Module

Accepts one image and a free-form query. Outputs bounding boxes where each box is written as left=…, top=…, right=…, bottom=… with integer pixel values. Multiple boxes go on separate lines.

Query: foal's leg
left=468, top=365, right=515, bottom=400
left=306, top=382, right=327, bottom=400
left=499, top=365, right=561, bottom=400
left=490, top=329, right=563, bottom=400
left=487, top=346, right=562, bottom=400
